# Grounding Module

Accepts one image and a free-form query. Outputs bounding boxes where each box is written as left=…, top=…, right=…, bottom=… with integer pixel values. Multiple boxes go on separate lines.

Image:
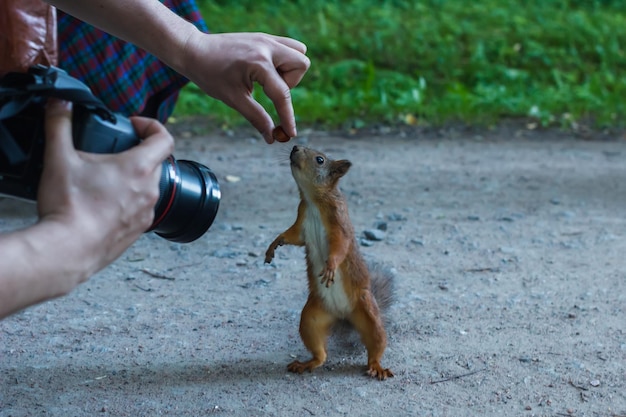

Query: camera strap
left=0, top=66, right=118, bottom=166
left=0, top=94, right=35, bottom=165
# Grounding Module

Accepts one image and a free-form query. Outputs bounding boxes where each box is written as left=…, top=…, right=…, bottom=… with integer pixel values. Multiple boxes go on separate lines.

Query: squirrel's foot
left=366, top=363, right=394, bottom=381
left=288, top=359, right=322, bottom=374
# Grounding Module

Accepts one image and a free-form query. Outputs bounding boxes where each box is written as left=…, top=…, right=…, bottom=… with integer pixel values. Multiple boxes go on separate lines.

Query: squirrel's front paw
left=264, top=247, right=275, bottom=264
left=319, top=265, right=335, bottom=287
left=264, top=237, right=284, bottom=264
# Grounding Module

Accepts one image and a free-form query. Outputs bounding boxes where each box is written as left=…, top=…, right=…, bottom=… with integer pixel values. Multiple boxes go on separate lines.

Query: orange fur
left=265, top=146, right=393, bottom=380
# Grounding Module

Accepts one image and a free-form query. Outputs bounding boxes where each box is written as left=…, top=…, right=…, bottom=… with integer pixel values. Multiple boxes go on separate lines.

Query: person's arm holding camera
left=0, top=99, right=173, bottom=319
left=46, top=0, right=311, bottom=144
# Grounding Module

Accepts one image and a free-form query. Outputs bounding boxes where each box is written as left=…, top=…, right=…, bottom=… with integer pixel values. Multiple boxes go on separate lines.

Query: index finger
left=269, top=34, right=308, bottom=55
left=258, top=68, right=297, bottom=137
left=128, top=116, right=175, bottom=164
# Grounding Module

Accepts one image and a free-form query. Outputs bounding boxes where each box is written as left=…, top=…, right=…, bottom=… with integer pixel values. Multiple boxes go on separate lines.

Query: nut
left=272, top=126, right=291, bottom=142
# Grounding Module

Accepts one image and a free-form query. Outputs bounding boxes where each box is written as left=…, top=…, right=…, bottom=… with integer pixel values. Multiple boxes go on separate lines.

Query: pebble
left=388, top=212, right=407, bottom=221
left=360, top=239, right=374, bottom=247
left=374, top=221, right=388, bottom=231
left=363, top=229, right=386, bottom=241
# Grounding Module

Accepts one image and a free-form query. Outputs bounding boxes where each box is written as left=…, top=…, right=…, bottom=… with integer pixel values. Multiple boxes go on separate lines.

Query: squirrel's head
left=289, top=145, right=351, bottom=197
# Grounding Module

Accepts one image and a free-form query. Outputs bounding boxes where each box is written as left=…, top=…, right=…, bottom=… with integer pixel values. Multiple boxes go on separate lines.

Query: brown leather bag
left=0, top=0, right=57, bottom=75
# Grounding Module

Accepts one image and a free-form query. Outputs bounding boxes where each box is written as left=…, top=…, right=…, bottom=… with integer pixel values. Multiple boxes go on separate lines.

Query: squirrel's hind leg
left=288, top=297, right=336, bottom=374
left=349, top=291, right=394, bottom=380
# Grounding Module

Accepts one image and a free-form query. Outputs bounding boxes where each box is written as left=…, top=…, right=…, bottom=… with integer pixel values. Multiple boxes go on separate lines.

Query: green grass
left=174, top=0, right=626, bottom=129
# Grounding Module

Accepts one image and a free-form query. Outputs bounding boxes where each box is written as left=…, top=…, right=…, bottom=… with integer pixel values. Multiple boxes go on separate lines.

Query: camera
left=0, top=66, right=220, bottom=243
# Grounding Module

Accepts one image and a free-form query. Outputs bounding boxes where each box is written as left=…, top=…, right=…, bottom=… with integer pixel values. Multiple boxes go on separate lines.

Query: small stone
left=590, top=379, right=600, bottom=387
left=374, top=221, right=388, bottom=231
left=387, top=212, right=407, bottom=221
left=499, top=246, right=515, bottom=254
left=360, top=239, right=374, bottom=247
left=363, top=229, right=386, bottom=241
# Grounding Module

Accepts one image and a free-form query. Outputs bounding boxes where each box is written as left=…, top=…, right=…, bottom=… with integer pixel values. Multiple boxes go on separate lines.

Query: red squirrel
left=265, top=145, right=394, bottom=380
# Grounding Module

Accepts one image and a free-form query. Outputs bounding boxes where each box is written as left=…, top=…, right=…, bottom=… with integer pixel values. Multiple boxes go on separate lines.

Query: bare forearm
left=46, top=0, right=310, bottom=142
left=44, top=0, right=196, bottom=72
left=0, top=220, right=91, bottom=318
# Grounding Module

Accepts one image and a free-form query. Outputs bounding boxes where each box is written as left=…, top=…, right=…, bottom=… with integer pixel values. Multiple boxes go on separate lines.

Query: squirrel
left=265, top=145, right=394, bottom=380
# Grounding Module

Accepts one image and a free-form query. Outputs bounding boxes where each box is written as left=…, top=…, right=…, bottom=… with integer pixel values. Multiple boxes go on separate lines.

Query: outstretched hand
left=181, top=31, right=310, bottom=144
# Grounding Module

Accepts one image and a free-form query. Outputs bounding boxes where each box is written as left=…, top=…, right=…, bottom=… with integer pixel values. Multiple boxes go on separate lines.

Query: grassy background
left=174, top=0, right=626, bottom=130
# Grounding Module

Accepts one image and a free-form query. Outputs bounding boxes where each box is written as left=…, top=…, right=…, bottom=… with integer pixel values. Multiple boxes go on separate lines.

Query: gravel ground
left=1, top=125, right=625, bottom=417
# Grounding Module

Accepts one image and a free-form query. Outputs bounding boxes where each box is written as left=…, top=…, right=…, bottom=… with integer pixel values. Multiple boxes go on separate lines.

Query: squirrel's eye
left=316, top=156, right=325, bottom=165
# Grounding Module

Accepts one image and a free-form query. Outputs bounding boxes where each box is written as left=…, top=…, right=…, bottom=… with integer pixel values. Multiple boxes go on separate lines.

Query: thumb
left=38, top=99, right=76, bottom=214
left=44, top=99, right=76, bottom=165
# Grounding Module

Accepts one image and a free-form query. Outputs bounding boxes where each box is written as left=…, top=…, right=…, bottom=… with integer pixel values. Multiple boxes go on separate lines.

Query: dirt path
left=1, top=127, right=625, bottom=416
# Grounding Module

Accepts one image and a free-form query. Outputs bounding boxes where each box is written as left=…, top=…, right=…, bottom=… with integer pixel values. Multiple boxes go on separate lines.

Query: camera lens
left=149, top=156, right=221, bottom=243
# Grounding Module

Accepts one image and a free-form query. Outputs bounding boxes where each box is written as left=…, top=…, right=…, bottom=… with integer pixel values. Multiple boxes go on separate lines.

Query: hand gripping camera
left=0, top=66, right=220, bottom=243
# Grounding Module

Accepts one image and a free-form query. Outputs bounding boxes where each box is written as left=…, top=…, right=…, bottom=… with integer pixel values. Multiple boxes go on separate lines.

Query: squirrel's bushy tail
left=332, top=260, right=395, bottom=345
left=368, top=261, right=395, bottom=318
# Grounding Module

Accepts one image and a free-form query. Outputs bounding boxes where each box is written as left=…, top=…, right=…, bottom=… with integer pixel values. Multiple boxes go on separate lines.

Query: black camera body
left=0, top=66, right=220, bottom=243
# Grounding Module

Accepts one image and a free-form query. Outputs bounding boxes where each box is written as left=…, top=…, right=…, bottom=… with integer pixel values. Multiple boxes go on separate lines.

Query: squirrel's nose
left=290, top=146, right=299, bottom=157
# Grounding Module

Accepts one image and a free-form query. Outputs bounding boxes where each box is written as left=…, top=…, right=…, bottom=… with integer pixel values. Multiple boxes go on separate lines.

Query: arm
left=45, top=0, right=310, bottom=143
left=265, top=200, right=306, bottom=263
left=0, top=99, right=173, bottom=319
left=319, top=212, right=351, bottom=287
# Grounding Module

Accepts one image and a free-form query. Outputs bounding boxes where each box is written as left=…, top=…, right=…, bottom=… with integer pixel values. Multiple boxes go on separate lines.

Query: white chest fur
left=303, top=204, right=351, bottom=317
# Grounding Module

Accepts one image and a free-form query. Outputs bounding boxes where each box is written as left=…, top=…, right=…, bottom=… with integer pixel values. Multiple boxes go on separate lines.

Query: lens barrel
left=150, top=156, right=221, bottom=243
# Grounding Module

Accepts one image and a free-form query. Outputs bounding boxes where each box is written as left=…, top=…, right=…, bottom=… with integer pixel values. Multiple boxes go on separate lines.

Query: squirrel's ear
left=330, top=159, right=352, bottom=180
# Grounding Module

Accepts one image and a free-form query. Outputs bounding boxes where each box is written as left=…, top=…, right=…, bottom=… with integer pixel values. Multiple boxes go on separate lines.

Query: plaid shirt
left=57, top=0, right=208, bottom=123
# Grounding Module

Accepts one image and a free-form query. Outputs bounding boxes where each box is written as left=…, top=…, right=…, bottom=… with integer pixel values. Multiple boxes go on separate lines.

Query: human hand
left=180, top=31, right=310, bottom=144
left=38, top=99, right=174, bottom=278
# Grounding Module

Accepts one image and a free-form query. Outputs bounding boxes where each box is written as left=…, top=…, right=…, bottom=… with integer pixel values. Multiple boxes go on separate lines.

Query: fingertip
left=44, top=99, right=73, bottom=149
left=128, top=116, right=175, bottom=161
left=276, top=118, right=297, bottom=139
left=45, top=98, right=73, bottom=114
